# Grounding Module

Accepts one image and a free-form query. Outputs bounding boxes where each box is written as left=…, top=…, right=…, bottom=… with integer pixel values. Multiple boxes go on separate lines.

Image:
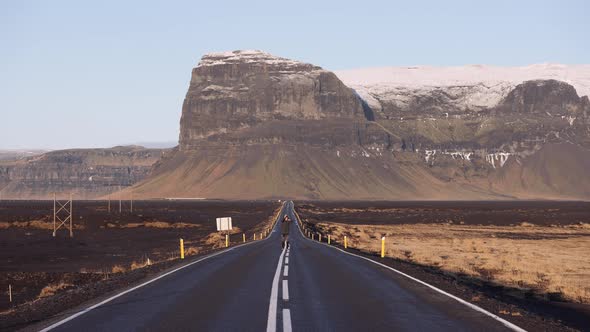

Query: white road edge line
left=283, top=265, right=289, bottom=277
left=282, top=280, right=289, bottom=301
left=282, top=309, right=293, bottom=332
left=266, top=246, right=287, bottom=332
left=285, top=257, right=289, bottom=264
left=292, top=203, right=527, bottom=332
left=41, top=202, right=288, bottom=332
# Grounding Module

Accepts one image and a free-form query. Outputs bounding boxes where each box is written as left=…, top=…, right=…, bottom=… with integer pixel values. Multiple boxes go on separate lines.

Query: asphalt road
left=39, top=201, right=517, bottom=332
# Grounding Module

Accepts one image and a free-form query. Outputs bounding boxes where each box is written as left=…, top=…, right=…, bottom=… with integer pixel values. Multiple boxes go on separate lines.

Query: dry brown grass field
left=297, top=201, right=590, bottom=305
left=315, top=222, right=590, bottom=304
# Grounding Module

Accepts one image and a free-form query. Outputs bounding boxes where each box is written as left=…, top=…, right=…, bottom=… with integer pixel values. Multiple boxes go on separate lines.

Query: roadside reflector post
left=260, top=232, right=262, bottom=239
left=312, top=233, right=314, bottom=241
left=180, top=238, right=185, bottom=259
left=344, top=236, right=348, bottom=249
left=243, top=233, right=246, bottom=243
left=381, top=236, right=385, bottom=258
left=319, top=234, right=322, bottom=242
left=8, top=285, right=12, bottom=303
left=328, top=235, right=331, bottom=245
left=226, top=234, right=229, bottom=247
left=254, top=233, right=257, bottom=240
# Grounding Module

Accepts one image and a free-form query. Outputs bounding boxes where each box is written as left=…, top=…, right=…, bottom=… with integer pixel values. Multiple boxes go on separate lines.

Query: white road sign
left=216, top=217, right=232, bottom=231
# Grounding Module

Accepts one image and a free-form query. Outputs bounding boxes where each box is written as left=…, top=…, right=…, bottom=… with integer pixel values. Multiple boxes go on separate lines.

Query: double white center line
left=283, top=247, right=291, bottom=332
left=283, top=249, right=290, bottom=301
left=266, top=245, right=292, bottom=332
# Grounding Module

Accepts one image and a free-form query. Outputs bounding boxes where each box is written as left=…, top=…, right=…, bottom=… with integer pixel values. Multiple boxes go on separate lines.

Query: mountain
left=178, top=50, right=365, bottom=149
left=4, top=53, right=588, bottom=200
left=0, top=146, right=168, bottom=199
left=130, top=51, right=590, bottom=200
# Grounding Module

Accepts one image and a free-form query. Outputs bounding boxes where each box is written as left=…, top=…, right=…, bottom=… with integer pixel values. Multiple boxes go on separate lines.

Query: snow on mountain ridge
left=197, top=50, right=314, bottom=69
left=335, top=64, right=590, bottom=111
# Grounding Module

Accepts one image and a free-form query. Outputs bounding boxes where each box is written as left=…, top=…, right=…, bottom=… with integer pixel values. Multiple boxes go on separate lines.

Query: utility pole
left=130, top=192, right=133, bottom=213
left=119, top=186, right=122, bottom=214
left=53, top=192, right=73, bottom=238
left=69, top=193, right=73, bottom=238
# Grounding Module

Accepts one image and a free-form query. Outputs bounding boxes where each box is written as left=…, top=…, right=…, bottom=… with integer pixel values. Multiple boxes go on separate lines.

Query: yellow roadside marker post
left=381, top=236, right=385, bottom=258
left=243, top=233, right=246, bottom=243
left=226, top=234, right=229, bottom=248
left=254, top=233, right=257, bottom=240
left=180, top=238, right=185, bottom=259
left=344, top=236, right=348, bottom=249
left=328, top=235, right=331, bottom=245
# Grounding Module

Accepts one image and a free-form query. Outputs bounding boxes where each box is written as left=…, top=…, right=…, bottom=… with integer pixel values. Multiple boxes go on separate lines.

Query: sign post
left=216, top=217, right=233, bottom=247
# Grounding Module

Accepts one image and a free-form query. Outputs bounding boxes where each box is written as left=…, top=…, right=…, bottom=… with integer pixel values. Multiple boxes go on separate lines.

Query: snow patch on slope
left=336, top=64, right=590, bottom=110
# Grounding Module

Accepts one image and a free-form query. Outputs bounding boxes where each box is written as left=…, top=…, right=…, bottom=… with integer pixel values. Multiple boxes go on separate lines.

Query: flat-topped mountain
left=130, top=52, right=590, bottom=200
left=179, top=50, right=364, bottom=150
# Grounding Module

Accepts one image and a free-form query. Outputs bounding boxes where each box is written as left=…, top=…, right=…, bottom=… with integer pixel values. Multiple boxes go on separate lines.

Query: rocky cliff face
left=0, top=146, right=167, bottom=199
left=179, top=50, right=365, bottom=150
left=499, top=79, right=589, bottom=115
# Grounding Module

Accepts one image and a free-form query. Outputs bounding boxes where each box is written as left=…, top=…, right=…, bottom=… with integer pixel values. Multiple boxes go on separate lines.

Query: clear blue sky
left=1, top=0, right=588, bottom=149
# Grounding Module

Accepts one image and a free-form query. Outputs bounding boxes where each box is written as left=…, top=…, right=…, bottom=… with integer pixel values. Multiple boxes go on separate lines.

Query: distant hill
left=0, top=149, right=48, bottom=161
left=0, top=146, right=169, bottom=199
left=126, top=141, right=178, bottom=149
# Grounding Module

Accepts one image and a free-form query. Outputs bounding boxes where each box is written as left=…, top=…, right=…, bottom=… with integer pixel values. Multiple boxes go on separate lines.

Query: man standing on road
left=281, top=214, right=291, bottom=249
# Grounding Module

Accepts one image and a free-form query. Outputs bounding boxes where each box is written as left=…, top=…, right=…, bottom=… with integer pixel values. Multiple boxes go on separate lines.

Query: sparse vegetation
left=105, top=221, right=203, bottom=229
left=316, top=222, right=590, bottom=303
left=0, top=220, right=84, bottom=230
left=111, top=265, right=127, bottom=274
left=38, top=282, right=74, bottom=298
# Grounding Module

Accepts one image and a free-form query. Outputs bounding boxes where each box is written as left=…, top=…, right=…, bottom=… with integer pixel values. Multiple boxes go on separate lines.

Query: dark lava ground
left=0, top=200, right=280, bottom=317
left=296, top=200, right=590, bottom=226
